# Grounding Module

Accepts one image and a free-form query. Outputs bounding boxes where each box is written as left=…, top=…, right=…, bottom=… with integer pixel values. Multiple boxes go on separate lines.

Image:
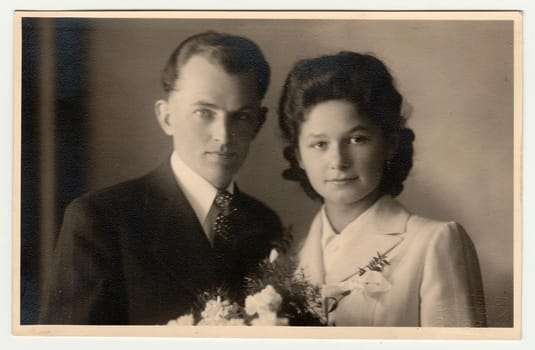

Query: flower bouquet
left=243, top=249, right=325, bottom=326
left=166, top=228, right=401, bottom=326
left=167, top=227, right=325, bottom=326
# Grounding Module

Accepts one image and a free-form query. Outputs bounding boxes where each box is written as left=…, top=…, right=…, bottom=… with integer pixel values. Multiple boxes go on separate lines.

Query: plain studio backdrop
left=20, top=17, right=514, bottom=327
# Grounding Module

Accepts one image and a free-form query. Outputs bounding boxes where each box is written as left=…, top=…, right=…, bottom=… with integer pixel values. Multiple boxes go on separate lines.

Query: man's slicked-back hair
left=161, top=31, right=271, bottom=99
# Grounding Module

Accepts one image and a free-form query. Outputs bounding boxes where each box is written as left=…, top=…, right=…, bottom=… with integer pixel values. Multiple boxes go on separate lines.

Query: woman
left=278, top=51, right=486, bottom=327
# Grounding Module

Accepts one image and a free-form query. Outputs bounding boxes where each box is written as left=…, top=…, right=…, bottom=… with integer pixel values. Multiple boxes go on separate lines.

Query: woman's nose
left=329, top=144, right=350, bottom=170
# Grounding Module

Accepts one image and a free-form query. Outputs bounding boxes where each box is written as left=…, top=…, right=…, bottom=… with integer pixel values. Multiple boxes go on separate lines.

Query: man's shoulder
left=236, top=190, right=282, bottom=227
left=79, top=174, right=149, bottom=203
left=68, top=164, right=168, bottom=213
left=237, top=190, right=273, bottom=212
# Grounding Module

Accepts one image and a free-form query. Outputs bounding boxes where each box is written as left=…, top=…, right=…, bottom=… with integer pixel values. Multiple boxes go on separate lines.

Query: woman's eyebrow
left=348, top=125, right=369, bottom=132
left=306, top=125, right=369, bottom=138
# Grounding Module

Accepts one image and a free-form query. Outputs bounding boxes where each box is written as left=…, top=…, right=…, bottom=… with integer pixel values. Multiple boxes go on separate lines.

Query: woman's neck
left=324, top=190, right=382, bottom=234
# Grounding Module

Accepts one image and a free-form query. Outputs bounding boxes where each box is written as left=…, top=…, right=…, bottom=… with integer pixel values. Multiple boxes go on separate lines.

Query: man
left=39, top=31, right=283, bottom=325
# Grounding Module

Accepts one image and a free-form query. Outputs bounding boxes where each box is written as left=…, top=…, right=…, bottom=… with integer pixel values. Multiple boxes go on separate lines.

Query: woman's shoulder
left=405, top=212, right=471, bottom=248
left=372, top=195, right=466, bottom=238
left=407, top=213, right=463, bottom=232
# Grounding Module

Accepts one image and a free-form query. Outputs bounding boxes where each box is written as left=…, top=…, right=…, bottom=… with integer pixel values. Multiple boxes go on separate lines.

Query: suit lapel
left=144, top=161, right=217, bottom=294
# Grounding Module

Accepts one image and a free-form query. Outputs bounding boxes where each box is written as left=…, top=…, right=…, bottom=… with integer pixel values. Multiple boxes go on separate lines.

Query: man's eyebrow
left=193, top=101, right=258, bottom=112
left=235, top=106, right=258, bottom=112
left=193, top=101, right=219, bottom=109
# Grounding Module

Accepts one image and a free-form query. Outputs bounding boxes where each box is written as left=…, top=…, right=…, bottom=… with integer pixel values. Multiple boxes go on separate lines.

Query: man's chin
left=204, top=151, right=239, bottom=164
left=199, top=167, right=238, bottom=189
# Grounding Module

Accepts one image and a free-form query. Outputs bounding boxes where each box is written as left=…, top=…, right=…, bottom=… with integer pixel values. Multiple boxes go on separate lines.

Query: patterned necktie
left=213, top=190, right=236, bottom=243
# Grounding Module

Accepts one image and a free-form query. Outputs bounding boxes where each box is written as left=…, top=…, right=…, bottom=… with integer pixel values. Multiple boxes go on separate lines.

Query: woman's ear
left=386, top=133, right=400, bottom=161
left=155, top=99, right=173, bottom=135
left=296, top=147, right=304, bottom=169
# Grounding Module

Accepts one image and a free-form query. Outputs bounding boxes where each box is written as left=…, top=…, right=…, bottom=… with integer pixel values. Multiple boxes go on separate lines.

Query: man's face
left=156, top=55, right=264, bottom=189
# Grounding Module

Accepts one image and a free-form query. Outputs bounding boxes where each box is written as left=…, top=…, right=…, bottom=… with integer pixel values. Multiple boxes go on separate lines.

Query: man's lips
left=205, top=151, right=237, bottom=158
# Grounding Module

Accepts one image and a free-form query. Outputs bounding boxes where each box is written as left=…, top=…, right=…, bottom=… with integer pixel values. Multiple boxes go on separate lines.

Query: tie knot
left=214, top=190, right=234, bottom=211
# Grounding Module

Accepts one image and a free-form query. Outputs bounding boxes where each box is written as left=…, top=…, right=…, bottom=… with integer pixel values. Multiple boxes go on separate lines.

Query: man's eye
left=233, top=112, right=254, bottom=121
left=193, top=109, right=214, bottom=119
left=349, top=135, right=370, bottom=144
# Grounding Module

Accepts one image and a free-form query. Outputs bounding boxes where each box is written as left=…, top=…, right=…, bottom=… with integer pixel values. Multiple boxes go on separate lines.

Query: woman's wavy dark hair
left=278, top=51, right=415, bottom=201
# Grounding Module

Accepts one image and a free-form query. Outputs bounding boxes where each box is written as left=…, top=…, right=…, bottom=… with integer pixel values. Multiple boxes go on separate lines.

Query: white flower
left=201, top=296, right=233, bottom=320
left=362, top=270, right=391, bottom=295
left=167, top=313, right=194, bottom=326
left=251, top=311, right=288, bottom=326
left=225, top=318, right=246, bottom=326
left=197, top=296, right=245, bottom=326
left=245, top=285, right=282, bottom=316
left=324, top=270, right=392, bottom=300
left=198, top=317, right=244, bottom=326
left=198, top=318, right=227, bottom=326
left=268, top=248, right=279, bottom=263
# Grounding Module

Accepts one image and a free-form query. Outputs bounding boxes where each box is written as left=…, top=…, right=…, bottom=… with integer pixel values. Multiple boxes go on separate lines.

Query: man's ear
left=254, top=106, right=268, bottom=135
left=155, top=99, right=173, bottom=135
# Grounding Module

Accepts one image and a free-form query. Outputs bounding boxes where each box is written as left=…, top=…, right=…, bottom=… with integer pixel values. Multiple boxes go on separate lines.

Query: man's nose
left=211, top=115, right=232, bottom=144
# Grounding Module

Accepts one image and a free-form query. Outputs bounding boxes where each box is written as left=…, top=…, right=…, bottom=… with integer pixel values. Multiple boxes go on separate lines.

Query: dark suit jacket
left=39, top=160, right=282, bottom=325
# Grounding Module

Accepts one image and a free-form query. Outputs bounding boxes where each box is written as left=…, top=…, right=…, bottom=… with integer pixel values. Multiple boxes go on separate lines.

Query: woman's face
left=298, top=100, right=391, bottom=210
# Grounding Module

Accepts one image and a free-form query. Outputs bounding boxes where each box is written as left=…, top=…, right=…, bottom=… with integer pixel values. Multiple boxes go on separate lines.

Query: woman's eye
left=193, top=109, right=214, bottom=119
left=311, top=141, right=328, bottom=150
left=349, top=135, right=370, bottom=144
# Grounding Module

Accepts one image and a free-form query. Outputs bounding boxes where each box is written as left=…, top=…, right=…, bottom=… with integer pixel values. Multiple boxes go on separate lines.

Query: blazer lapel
left=301, top=196, right=410, bottom=284
left=327, top=233, right=405, bottom=284
left=312, top=196, right=411, bottom=285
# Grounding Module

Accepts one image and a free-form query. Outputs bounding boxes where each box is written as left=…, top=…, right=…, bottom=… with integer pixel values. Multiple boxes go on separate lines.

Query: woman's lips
left=325, top=176, right=358, bottom=185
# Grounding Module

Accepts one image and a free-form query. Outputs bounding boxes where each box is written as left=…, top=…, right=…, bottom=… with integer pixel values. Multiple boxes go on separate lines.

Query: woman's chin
left=324, top=190, right=381, bottom=209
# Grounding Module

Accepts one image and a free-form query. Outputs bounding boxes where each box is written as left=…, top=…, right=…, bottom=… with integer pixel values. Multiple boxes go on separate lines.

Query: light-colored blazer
left=298, top=195, right=486, bottom=327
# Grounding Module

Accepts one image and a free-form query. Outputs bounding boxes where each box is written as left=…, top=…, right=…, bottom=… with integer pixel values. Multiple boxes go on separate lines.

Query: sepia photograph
left=12, top=10, right=521, bottom=340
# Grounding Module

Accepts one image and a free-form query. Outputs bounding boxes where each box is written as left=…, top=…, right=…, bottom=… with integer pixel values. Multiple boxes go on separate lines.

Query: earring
left=385, top=159, right=392, bottom=171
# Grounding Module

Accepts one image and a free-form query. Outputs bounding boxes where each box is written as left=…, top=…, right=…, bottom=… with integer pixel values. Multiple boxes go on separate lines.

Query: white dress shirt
left=169, top=151, right=234, bottom=244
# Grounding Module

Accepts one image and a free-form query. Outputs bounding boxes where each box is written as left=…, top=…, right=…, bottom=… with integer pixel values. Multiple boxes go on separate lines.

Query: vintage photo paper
left=13, top=10, right=522, bottom=339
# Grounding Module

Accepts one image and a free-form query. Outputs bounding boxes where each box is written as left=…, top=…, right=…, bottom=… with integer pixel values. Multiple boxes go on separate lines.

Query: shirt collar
left=320, top=206, right=338, bottom=249
left=170, top=151, right=234, bottom=225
